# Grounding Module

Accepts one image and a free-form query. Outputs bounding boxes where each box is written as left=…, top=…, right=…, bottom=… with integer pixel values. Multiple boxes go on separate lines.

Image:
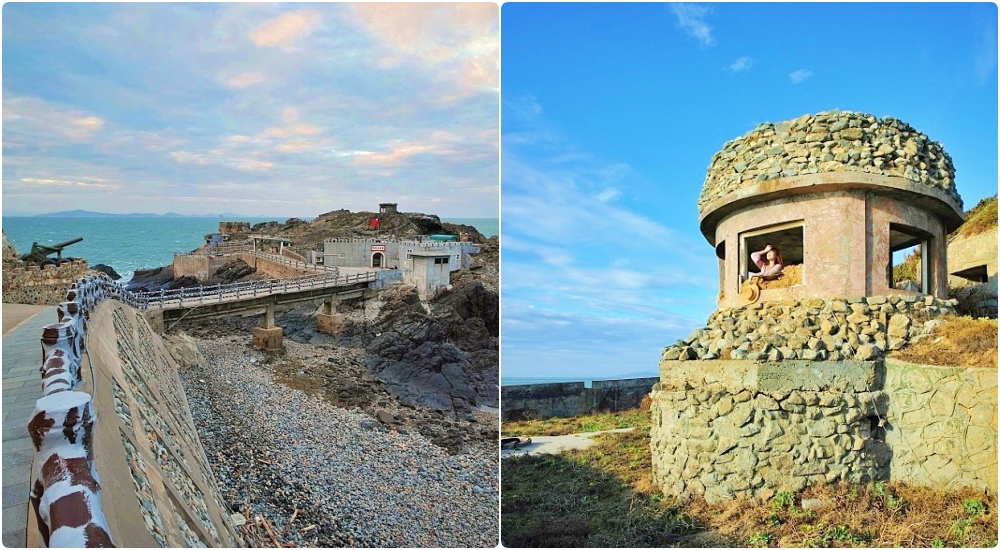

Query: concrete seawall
left=23, top=281, right=242, bottom=547
left=501, top=377, right=658, bottom=421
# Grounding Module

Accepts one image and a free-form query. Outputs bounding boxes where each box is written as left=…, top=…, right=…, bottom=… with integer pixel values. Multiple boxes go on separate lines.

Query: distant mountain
left=33, top=210, right=251, bottom=218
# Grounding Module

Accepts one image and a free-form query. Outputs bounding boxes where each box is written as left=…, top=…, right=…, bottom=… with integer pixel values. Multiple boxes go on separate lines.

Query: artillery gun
left=19, top=237, right=83, bottom=267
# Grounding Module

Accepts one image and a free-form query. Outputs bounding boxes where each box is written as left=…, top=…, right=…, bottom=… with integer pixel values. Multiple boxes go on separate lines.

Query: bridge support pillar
left=316, top=295, right=345, bottom=335
left=252, top=302, right=282, bottom=349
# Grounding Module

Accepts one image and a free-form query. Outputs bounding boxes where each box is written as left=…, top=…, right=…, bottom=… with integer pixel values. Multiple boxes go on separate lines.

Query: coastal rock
left=92, top=263, right=122, bottom=280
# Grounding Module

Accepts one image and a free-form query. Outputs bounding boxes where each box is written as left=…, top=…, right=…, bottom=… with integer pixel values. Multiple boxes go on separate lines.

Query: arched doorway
left=371, top=252, right=384, bottom=268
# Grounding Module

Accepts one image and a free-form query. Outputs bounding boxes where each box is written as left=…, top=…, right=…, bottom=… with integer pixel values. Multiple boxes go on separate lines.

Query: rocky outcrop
left=92, top=264, right=122, bottom=280
left=662, top=295, right=957, bottom=363
left=3, top=229, right=19, bottom=265
left=126, top=266, right=198, bottom=292
left=207, top=259, right=255, bottom=285
left=700, top=110, right=960, bottom=211
left=364, top=278, right=499, bottom=413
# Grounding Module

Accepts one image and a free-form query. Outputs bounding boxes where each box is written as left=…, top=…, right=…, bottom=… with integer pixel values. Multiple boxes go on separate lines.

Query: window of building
left=738, top=221, right=804, bottom=290
left=434, top=257, right=449, bottom=265
left=889, top=223, right=932, bottom=293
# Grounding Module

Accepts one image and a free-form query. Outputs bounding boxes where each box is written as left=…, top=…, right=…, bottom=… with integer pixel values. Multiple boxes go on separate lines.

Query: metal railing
left=133, top=270, right=376, bottom=310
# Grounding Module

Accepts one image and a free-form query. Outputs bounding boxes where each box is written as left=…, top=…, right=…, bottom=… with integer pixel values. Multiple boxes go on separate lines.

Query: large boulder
left=163, top=333, right=206, bottom=369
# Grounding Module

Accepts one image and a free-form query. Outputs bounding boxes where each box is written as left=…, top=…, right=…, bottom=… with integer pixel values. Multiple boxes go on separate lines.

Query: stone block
left=251, top=327, right=283, bottom=349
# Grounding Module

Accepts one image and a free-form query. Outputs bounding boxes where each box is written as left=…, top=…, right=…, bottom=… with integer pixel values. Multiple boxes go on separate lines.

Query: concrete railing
left=28, top=274, right=119, bottom=547
left=248, top=250, right=338, bottom=274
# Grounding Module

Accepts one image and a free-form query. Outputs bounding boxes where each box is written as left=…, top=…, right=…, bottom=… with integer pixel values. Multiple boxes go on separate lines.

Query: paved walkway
left=2, top=305, right=55, bottom=548
left=501, top=427, right=635, bottom=458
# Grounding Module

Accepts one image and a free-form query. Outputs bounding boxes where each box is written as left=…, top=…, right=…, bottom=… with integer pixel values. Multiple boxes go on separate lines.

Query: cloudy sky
left=502, top=2, right=998, bottom=380
left=2, top=3, right=498, bottom=217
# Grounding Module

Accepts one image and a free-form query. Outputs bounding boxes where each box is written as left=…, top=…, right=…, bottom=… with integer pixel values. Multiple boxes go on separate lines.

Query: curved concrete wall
left=714, top=188, right=949, bottom=308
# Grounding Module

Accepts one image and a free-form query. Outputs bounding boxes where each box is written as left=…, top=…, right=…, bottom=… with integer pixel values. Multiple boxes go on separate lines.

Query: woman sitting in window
left=750, top=244, right=784, bottom=278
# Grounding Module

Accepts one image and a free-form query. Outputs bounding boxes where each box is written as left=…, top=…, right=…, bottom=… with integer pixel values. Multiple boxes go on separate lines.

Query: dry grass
left=503, top=408, right=651, bottom=437
left=501, top=408, right=999, bottom=548
left=953, top=195, right=998, bottom=239
left=759, top=264, right=802, bottom=290
left=892, top=315, right=998, bottom=369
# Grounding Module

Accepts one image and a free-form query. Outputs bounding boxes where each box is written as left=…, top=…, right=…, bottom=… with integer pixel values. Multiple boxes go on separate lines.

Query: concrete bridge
left=147, top=248, right=388, bottom=346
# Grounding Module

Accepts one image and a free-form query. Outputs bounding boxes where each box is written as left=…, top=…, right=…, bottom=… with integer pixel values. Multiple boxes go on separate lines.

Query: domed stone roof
left=698, top=110, right=961, bottom=213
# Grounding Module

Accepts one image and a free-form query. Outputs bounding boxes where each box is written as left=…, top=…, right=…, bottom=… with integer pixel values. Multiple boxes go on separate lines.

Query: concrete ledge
left=659, top=359, right=880, bottom=393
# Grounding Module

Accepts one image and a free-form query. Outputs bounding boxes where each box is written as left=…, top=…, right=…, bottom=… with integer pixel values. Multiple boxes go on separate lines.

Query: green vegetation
left=502, top=408, right=650, bottom=437
left=952, top=195, right=998, bottom=239
left=892, top=246, right=921, bottom=285
left=501, top=408, right=998, bottom=547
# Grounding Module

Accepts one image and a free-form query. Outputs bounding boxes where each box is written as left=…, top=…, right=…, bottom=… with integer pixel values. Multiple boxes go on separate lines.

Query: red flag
left=369, top=218, right=380, bottom=228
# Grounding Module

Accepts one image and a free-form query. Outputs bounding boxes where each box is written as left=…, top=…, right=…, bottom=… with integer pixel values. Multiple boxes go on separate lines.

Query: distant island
left=28, top=210, right=250, bottom=218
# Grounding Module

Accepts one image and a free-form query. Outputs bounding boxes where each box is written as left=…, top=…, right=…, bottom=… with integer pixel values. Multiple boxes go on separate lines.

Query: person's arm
left=750, top=250, right=765, bottom=269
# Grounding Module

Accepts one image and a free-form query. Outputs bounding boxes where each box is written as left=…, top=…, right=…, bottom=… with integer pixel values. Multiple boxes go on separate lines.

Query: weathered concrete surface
left=713, top=187, right=952, bottom=307
left=83, top=300, right=243, bottom=547
left=501, top=377, right=658, bottom=421
left=883, top=359, right=997, bottom=493
left=948, top=228, right=998, bottom=316
left=251, top=326, right=283, bottom=349
left=316, top=312, right=346, bottom=334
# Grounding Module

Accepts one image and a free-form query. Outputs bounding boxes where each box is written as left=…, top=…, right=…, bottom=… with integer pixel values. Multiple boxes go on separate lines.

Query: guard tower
left=379, top=203, right=399, bottom=215
left=699, top=110, right=965, bottom=308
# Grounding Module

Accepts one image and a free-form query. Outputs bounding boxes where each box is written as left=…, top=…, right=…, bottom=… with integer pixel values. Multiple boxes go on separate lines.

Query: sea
left=2, top=216, right=498, bottom=279
left=502, top=374, right=658, bottom=387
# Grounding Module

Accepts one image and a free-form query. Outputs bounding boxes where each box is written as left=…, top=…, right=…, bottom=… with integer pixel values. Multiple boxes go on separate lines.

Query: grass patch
left=891, top=315, right=998, bottom=369
left=501, top=409, right=998, bottom=547
left=502, top=408, right=650, bottom=437
left=953, top=195, right=998, bottom=239
left=892, top=247, right=921, bottom=286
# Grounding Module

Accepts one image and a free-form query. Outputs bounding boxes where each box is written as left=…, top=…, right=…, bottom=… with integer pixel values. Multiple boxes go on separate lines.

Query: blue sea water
left=2, top=216, right=498, bottom=279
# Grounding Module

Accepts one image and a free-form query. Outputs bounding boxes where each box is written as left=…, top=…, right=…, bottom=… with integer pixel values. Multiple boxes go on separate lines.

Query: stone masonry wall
left=650, top=360, right=888, bottom=504
left=649, top=359, right=998, bottom=503
left=699, top=110, right=959, bottom=211
left=662, top=295, right=957, bottom=363
left=884, top=359, right=997, bottom=493
left=2, top=260, right=90, bottom=305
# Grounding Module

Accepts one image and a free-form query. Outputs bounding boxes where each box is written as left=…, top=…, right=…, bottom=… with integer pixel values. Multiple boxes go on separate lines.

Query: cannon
left=19, top=237, right=83, bottom=267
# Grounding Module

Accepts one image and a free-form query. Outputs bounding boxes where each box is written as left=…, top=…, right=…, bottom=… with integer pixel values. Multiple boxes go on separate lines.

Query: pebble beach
left=179, top=335, right=499, bottom=547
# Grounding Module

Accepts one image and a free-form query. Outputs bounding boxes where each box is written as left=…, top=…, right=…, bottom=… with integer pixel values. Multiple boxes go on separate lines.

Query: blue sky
left=501, top=2, right=998, bottom=380
left=2, top=3, right=498, bottom=217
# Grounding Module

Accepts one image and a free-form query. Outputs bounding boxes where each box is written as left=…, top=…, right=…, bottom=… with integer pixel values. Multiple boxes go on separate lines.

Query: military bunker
left=700, top=110, right=965, bottom=308
left=651, top=111, right=997, bottom=504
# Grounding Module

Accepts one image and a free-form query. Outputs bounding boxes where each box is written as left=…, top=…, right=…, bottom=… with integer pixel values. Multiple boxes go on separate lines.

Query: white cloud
left=250, top=10, right=321, bottom=50
left=670, top=3, right=714, bottom=47
left=789, top=69, right=813, bottom=84
left=595, top=187, right=621, bottom=202
left=728, top=56, right=754, bottom=72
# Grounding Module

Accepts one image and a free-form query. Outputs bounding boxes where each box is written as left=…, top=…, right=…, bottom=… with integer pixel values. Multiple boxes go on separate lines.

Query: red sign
left=371, top=245, right=387, bottom=252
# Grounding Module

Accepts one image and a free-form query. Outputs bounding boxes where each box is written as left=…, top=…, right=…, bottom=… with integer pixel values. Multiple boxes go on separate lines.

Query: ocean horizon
left=2, top=216, right=498, bottom=279
left=502, top=372, right=658, bottom=387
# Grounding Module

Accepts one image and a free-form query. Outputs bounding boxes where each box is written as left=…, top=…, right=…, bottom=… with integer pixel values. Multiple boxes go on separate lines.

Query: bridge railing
left=133, top=269, right=376, bottom=309
left=250, top=250, right=339, bottom=274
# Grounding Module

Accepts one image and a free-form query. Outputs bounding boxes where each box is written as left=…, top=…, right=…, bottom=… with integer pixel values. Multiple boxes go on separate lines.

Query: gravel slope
left=180, top=335, right=499, bottom=547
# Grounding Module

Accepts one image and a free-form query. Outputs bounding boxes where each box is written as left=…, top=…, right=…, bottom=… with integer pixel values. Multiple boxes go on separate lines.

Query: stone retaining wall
left=501, top=377, right=658, bottom=421
left=2, top=260, right=90, bottom=305
left=662, top=294, right=957, bottom=363
left=699, top=110, right=959, bottom=211
left=884, top=359, right=997, bottom=493
left=649, top=359, right=998, bottom=503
